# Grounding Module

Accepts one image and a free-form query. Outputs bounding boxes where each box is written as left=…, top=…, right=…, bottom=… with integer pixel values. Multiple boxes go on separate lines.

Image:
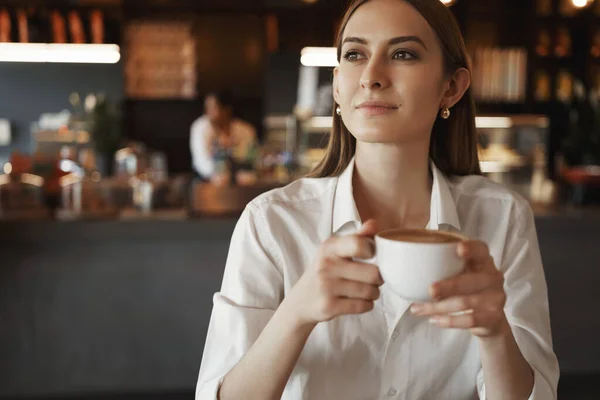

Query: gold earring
left=336, top=106, right=341, bottom=116
left=440, top=107, right=450, bottom=119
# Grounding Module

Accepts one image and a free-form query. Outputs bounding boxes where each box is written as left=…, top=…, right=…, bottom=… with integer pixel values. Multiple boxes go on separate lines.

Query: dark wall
left=0, top=214, right=599, bottom=397
left=0, top=62, right=124, bottom=165
left=263, top=51, right=301, bottom=115
left=124, top=99, right=203, bottom=175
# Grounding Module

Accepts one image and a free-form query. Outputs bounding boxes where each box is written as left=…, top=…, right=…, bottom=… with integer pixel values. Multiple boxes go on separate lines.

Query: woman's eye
left=343, top=51, right=362, bottom=61
left=393, top=50, right=418, bottom=60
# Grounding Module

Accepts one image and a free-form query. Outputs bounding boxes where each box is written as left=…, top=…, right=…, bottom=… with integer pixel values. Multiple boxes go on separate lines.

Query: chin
left=346, top=121, right=405, bottom=143
left=350, top=131, right=398, bottom=144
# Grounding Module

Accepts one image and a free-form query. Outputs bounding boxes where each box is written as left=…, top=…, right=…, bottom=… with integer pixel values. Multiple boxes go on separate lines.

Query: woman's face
left=334, top=0, right=451, bottom=145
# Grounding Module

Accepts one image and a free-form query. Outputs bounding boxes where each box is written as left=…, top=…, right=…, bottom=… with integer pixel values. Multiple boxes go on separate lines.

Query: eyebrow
left=342, top=35, right=428, bottom=50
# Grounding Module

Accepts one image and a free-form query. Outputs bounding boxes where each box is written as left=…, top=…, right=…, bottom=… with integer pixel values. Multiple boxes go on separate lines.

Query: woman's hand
left=283, top=219, right=383, bottom=328
left=410, top=240, right=509, bottom=338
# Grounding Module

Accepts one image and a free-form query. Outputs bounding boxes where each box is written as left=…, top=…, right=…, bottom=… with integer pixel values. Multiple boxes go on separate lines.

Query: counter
left=0, top=210, right=599, bottom=397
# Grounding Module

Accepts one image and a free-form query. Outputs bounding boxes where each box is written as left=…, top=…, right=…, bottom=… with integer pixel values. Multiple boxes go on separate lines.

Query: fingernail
left=367, top=238, right=376, bottom=253
left=457, top=243, right=466, bottom=257
left=410, top=304, right=423, bottom=314
left=428, top=285, right=438, bottom=299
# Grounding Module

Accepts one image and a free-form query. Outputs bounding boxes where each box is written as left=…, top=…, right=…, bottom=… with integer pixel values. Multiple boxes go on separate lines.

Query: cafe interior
left=0, top=0, right=599, bottom=398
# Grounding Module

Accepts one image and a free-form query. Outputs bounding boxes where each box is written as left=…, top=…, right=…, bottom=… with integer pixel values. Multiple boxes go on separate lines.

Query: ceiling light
left=572, top=0, right=592, bottom=8
left=475, top=117, right=513, bottom=129
left=300, top=47, right=338, bottom=67
left=0, top=43, right=120, bottom=64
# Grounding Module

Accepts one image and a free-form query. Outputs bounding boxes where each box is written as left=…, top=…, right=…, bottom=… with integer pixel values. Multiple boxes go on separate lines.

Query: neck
left=353, top=140, right=432, bottom=231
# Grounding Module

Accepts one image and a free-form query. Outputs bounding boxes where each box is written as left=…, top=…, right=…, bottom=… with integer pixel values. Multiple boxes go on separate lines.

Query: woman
left=190, top=91, right=257, bottom=181
left=196, top=1, right=559, bottom=399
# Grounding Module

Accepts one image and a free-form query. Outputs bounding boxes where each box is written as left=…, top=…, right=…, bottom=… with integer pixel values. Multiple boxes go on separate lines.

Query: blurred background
left=0, top=0, right=599, bottom=398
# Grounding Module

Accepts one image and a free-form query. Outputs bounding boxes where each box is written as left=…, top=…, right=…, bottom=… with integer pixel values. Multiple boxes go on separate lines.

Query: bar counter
left=0, top=207, right=599, bottom=398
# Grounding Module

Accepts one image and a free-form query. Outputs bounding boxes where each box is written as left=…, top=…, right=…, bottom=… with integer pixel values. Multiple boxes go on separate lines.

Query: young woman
left=196, top=1, right=559, bottom=399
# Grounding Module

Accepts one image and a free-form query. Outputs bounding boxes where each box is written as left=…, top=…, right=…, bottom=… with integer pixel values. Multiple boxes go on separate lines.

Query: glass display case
left=57, top=173, right=119, bottom=220
left=476, top=115, right=555, bottom=204
left=287, top=114, right=555, bottom=204
left=0, top=172, right=50, bottom=220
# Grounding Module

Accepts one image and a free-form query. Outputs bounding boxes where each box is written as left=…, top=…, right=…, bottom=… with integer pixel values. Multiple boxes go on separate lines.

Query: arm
left=190, top=120, right=214, bottom=178
left=478, top=319, right=535, bottom=399
left=218, top=298, right=316, bottom=400
left=478, top=206, right=559, bottom=399
left=196, top=211, right=381, bottom=400
left=196, top=204, right=284, bottom=399
left=217, top=220, right=380, bottom=400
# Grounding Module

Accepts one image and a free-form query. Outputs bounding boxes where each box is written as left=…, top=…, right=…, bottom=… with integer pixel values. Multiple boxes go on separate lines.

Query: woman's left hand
left=410, top=240, right=509, bottom=338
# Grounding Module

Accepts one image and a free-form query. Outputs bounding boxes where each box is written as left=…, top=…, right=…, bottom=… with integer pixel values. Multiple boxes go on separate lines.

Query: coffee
left=374, top=228, right=468, bottom=301
left=379, top=229, right=461, bottom=244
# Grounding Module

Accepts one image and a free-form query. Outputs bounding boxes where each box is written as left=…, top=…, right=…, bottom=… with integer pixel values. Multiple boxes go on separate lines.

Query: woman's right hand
left=283, top=219, right=383, bottom=328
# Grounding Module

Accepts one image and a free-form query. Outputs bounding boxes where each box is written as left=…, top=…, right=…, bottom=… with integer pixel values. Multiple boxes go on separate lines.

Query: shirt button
left=387, top=388, right=398, bottom=396
left=391, top=329, right=399, bottom=339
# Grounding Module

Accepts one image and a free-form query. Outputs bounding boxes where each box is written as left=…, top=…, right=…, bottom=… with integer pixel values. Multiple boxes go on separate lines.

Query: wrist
left=478, top=314, right=512, bottom=345
left=278, top=297, right=318, bottom=335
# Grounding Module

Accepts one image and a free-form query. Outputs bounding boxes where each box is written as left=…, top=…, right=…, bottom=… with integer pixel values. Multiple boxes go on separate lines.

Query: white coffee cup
left=374, top=228, right=468, bottom=301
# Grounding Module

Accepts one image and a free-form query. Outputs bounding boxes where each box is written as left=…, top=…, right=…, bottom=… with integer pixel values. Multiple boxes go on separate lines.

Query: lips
left=355, top=100, right=399, bottom=116
left=356, top=100, right=398, bottom=109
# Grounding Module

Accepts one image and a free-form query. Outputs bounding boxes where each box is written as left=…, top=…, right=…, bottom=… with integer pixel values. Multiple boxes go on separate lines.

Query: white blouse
left=196, top=158, right=559, bottom=400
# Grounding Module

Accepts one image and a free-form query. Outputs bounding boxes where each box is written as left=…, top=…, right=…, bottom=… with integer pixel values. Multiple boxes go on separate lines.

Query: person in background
left=190, top=91, right=258, bottom=181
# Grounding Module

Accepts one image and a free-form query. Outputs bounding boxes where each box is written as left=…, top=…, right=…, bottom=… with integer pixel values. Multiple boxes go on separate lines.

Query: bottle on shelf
left=90, top=9, right=104, bottom=44
left=556, top=69, right=574, bottom=102
left=591, top=29, right=600, bottom=58
left=16, top=9, right=28, bottom=43
left=592, top=67, right=600, bottom=95
left=68, top=10, right=85, bottom=44
left=0, top=8, right=11, bottom=42
left=555, top=25, right=573, bottom=58
left=534, top=70, right=552, bottom=102
left=50, top=10, right=67, bottom=44
left=535, top=28, right=552, bottom=57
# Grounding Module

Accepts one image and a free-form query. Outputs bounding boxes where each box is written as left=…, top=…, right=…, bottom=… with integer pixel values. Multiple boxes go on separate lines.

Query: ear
left=333, top=67, right=340, bottom=105
left=440, top=67, right=471, bottom=109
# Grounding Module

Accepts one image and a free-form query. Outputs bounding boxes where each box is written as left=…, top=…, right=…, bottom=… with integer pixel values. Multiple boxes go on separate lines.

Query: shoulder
left=240, top=177, right=337, bottom=258
left=448, top=174, right=533, bottom=221
left=245, top=176, right=338, bottom=230
left=232, top=119, right=256, bottom=136
left=249, top=176, right=337, bottom=213
left=191, top=115, right=210, bottom=131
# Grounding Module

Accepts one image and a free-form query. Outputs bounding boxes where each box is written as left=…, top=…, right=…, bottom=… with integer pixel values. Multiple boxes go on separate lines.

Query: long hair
left=308, top=0, right=480, bottom=178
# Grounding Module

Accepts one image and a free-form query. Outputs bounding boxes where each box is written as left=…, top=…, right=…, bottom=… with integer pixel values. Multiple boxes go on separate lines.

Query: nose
left=360, top=57, right=391, bottom=90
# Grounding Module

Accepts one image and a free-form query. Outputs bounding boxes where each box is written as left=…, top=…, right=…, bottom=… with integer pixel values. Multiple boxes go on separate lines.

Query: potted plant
left=89, top=94, right=123, bottom=176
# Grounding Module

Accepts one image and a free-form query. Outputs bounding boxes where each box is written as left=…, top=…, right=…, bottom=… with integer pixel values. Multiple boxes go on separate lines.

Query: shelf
left=33, top=129, right=91, bottom=144
left=124, top=96, right=200, bottom=102
left=532, top=55, right=576, bottom=61
left=298, top=115, right=549, bottom=134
